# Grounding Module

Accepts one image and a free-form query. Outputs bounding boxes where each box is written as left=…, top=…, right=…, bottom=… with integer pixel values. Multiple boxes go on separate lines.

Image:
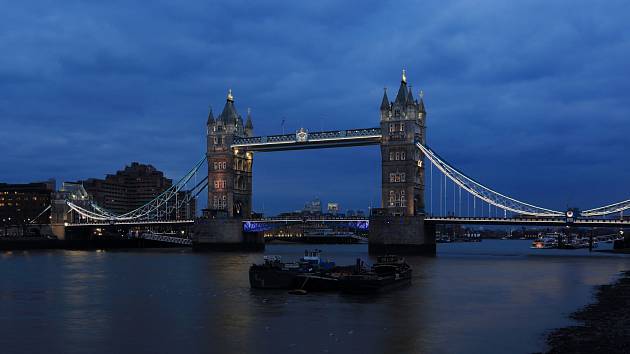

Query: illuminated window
left=401, top=151, right=406, bottom=160
left=399, top=124, right=404, bottom=132
left=389, top=152, right=394, bottom=161
left=400, top=173, right=406, bottom=182
left=395, top=152, right=400, bottom=160
left=389, top=124, right=395, bottom=133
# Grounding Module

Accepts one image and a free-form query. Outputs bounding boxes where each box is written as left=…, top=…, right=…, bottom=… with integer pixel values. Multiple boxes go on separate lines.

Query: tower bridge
left=50, top=71, right=630, bottom=253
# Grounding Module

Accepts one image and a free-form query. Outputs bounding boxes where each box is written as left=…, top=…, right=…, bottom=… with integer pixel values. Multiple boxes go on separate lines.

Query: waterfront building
left=78, top=163, right=195, bottom=218
left=0, top=179, right=55, bottom=226
left=303, top=197, right=322, bottom=215
left=327, top=203, right=339, bottom=215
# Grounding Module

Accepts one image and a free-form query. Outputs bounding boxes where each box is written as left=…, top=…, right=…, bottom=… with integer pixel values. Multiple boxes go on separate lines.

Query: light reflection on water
left=0, top=240, right=628, bottom=354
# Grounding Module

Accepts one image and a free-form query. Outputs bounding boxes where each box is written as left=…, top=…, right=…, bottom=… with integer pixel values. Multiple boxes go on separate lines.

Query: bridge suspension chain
left=66, top=156, right=208, bottom=222
left=581, top=199, right=630, bottom=217
left=417, top=143, right=564, bottom=217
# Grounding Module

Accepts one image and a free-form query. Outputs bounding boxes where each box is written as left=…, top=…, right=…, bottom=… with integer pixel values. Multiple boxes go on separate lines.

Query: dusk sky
left=1, top=0, right=629, bottom=215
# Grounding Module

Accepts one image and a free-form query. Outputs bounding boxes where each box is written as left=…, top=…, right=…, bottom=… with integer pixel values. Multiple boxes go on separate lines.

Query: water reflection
left=0, top=241, right=628, bottom=354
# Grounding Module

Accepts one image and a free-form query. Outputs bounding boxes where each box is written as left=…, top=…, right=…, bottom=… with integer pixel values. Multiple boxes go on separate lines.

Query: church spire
left=380, top=88, right=390, bottom=111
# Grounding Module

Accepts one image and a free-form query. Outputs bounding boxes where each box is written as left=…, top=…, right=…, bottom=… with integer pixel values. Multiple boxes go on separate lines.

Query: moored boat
left=339, top=255, right=412, bottom=294
left=249, top=250, right=335, bottom=289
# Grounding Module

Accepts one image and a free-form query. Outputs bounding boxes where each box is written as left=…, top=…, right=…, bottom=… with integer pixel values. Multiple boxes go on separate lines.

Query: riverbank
left=545, top=270, right=630, bottom=353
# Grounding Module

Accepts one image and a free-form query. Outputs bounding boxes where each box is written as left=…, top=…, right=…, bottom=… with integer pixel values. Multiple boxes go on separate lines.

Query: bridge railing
left=232, top=128, right=381, bottom=146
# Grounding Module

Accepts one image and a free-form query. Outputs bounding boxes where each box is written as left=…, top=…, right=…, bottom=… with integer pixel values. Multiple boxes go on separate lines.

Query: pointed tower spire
left=245, top=107, right=254, bottom=136
left=394, top=70, right=408, bottom=105
left=380, top=87, right=390, bottom=111
left=245, top=108, right=253, bottom=129
left=206, top=106, right=215, bottom=125
left=227, top=88, right=234, bottom=102
left=418, top=89, right=426, bottom=113
left=219, top=88, right=239, bottom=124
left=406, top=86, right=415, bottom=106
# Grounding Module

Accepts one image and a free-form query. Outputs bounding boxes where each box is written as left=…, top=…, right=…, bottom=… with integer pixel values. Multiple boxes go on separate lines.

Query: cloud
left=1, top=0, right=629, bottom=214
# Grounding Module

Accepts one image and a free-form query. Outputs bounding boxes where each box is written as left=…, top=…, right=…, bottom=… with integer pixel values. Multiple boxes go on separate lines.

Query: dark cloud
left=1, top=0, right=629, bottom=214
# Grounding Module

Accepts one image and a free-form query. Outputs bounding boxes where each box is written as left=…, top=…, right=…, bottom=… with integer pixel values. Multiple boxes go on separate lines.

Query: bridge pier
left=368, top=214, right=436, bottom=255
left=191, top=218, right=264, bottom=251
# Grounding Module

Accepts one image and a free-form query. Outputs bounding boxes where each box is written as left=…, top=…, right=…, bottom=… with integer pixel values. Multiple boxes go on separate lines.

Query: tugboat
left=339, top=255, right=412, bottom=294
left=249, top=250, right=334, bottom=289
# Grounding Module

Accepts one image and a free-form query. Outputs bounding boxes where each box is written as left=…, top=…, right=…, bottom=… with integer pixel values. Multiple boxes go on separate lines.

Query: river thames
left=1, top=240, right=628, bottom=354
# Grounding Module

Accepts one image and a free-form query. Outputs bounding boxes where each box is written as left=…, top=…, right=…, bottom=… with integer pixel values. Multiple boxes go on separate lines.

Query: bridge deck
left=65, top=217, right=629, bottom=228
left=231, top=128, right=382, bottom=152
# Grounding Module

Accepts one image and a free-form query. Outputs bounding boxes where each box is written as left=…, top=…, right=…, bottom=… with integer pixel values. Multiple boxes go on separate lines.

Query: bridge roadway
left=65, top=219, right=195, bottom=227
left=66, top=216, right=630, bottom=228
left=231, top=128, right=382, bottom=152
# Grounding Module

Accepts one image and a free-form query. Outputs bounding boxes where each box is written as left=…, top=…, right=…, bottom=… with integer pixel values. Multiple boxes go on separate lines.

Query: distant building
left=327, top=203, right=339, bottom=215
left=77, top=162, right=195, bottom=218
left=303, top=198, right=322, bottom=215
left=0, top=179, right=55, bottom=225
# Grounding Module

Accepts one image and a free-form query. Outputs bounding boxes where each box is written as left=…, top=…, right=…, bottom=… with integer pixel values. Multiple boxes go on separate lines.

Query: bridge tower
left=205, top=90, right=254, bottom=218
left=193, top=90, right=262, bottom=251
left=369, top=70, right=435, bottom=254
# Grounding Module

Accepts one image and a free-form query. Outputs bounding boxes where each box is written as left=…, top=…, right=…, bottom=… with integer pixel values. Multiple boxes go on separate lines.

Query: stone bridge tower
left=379, top=69, right=426, bottom=216
left=368, top=70, right=435, bottom=254
left=205, top=90, right=254, bottom=218
left=193, top=89, right=261, bottom=251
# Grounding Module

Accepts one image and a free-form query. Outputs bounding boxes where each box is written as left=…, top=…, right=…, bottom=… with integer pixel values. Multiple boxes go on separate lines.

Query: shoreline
left=545, top=270, right=630, bottom=353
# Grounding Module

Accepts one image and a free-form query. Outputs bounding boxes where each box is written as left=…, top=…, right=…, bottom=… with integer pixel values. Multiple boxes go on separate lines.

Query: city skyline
left=2, top=0, right=629, bottom=215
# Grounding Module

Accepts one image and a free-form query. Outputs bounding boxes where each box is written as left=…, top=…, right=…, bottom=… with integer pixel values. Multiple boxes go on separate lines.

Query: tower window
left=213, top=180, right=226, bottom=189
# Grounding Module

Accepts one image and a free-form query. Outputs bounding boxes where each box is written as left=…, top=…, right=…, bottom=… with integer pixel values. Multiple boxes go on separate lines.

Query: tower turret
left=206, top=107, right=215, bottom=135
left=245, top=108, right=254, bottom=137
left=380, top=88, right=390, bottom=121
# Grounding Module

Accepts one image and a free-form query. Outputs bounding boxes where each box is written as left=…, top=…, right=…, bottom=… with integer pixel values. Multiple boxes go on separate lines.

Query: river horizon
left=1, top=240, right=628, bottom=354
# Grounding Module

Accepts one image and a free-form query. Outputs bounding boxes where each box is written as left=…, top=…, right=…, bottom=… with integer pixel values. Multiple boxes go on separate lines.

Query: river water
left=1, top=240, right=628, bottom=354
